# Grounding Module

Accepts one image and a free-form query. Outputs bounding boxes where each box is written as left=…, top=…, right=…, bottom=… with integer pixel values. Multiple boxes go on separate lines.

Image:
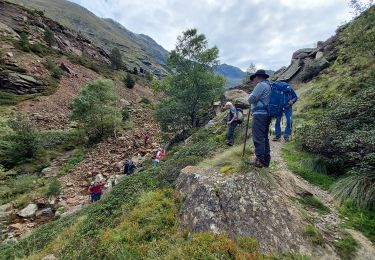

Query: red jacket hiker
left=88, top=182, right=104, bottom=194
left=88, top=181, right=105, bottom=202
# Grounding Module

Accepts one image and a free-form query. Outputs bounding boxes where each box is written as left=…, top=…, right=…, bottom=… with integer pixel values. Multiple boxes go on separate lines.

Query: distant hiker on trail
left=248, top=69, right=271, bottom=168
left=224, top=101, right=238, bottom=146
left=151, top=148, right=166, bottom=167
left=88, top=180, right=105, bottom=202
left=123, top=160, right=136, bottom=175
left=143, top=132, right=149, bottom=147
left=273, top=83, right=298, bottom=142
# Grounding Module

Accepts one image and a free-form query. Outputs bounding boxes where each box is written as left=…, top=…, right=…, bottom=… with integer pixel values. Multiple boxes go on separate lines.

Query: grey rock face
left=17, top=203, right=38, bottom=218
left=0, top=71, right=44, bottom=94
left=275, top=34, right=340, bottom=83
left=176, top=166, right=311, bottom=255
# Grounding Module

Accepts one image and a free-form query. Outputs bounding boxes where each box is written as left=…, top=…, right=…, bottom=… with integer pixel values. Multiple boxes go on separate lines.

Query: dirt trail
left=270, top=140, right=375, bottom=260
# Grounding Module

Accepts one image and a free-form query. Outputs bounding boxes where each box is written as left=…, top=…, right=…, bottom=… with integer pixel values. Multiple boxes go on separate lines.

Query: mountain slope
left=214, top=63, right=246, bottom=88
left=11, top=0, right=169, bottom=76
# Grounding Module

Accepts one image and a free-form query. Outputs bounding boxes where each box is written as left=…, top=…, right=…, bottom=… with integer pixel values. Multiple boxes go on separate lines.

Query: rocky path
left=53, top=107, right=162, bottom=213
left=270, top=141, right=375, bottom=260
left=1, top=107, right=162, bottom=243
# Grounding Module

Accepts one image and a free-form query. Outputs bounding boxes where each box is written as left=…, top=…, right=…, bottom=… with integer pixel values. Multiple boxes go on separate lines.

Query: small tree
left=145, top=70, right=154, bottom=82
left=154, top=29, right=225, bottom=131
left=124, top=72, right=135, bottom=88
left=44, top=27, right=56, bottom=47
left=243, top=62, right=257, bottom=82
left=109, top=47, right=123, bottom=70
left=46, top=178, right=61, bottom=196
left=69, top=79, right=121, bottom=140
left=19, top=32, right=30, bottom=52
left=6, top=114, right=40, bottom=165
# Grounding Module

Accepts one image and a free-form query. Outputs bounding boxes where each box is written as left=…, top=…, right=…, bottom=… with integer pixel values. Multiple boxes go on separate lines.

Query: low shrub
left=51, top=66, right=63, bottom=79
left=304, top=224, right=323, bottom=245
left=46, top=178, right=61, bottom=196
left=121, top=107, right=130, bottom=122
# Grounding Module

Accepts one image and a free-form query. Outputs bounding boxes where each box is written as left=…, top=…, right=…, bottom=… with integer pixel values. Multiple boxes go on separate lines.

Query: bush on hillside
left=44, top=27, right=56, bottom=47
left=69, top=79, right=122, bottom=141
left=124, top=72, right=135, bottom=88
left=46, top=178, right=61, bottom=196
left=19, top=32, right=30, bottom=52
left=109, top=47, right=123, bottom=70
left=2, top=114, right=40, bottom=167
left=297, top=6, right=375, bottom=209
left=145, top=70, right=153, bottom=82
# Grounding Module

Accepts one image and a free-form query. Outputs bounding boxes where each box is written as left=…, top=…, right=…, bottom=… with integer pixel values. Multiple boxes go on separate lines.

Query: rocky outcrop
left=274, top=33, right=342, bottom=83
left=17, top=203, right=38, bottom=218
left=223, top=89, right=249, bottom=108
left=0, top=0, right=110, bottom=64
left=176, top=166, right=311, bottom=255
left=0, top=71, right=44, bottom=94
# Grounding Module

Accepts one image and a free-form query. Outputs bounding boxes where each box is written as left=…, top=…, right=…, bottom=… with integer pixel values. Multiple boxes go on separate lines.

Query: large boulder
left=0, top=71, right=44, bottom=94
left=292, top=48, right=316, bottom=59
left=176, top=166, right=311, bottom=255
left=223, top=89, right=249, bottom=109
left=17, top=203, right=38, bottom=218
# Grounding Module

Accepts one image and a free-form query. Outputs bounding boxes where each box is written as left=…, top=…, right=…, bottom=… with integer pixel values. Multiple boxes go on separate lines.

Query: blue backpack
left=268, top=81, right=292, bottom=118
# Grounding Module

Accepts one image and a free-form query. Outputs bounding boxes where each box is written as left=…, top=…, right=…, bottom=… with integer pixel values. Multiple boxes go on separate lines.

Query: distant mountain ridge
left=11, top=0, right=247, bottom=84
left=11, top=0, right=169, bottom=76
left=214, top=64, right=246, bottom=88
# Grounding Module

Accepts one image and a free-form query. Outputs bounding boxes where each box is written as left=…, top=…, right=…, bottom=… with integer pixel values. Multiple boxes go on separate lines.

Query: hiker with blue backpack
left=247, top=70, right=272, bottom=168
left=272, top=82, right=298, bottom=142
left=245, top=70, right=299, bottom=168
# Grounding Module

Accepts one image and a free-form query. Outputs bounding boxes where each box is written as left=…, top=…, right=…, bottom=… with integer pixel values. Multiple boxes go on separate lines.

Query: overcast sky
left=70, top=0, right=353, bottom=71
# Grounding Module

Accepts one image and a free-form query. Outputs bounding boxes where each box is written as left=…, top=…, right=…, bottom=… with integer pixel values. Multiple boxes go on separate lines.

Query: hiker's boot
left=272, top=137, right=281, bottom=142
left=284, top=137, right=290, bottom=142
left=246, top=157, right=265, bottom=168
left=227, top=140, right=233, bottom=146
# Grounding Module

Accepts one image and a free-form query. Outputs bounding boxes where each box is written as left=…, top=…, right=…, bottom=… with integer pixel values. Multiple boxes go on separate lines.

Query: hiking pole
left=242, top=109, right=251, bottom=158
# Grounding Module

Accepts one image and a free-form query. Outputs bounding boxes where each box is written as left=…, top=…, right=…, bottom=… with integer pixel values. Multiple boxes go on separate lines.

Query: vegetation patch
left=339, top=200, right=375, bottom=243
left=297, top=195, right=331, bottom=215
left=304, top=224, right=323, bottom=246
left=60, top=148, right=85, bottom=174
left=281, top=142, right=336, bottom=190
left=333, top=231, right=358, bottom=260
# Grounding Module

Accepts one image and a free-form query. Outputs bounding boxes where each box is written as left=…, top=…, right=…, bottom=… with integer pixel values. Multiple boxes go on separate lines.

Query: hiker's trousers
left=252, top=114, right=271, bottom=166
left=226, top=121, right=238, bottom=143
left=275, top=107, right=293, bottom=139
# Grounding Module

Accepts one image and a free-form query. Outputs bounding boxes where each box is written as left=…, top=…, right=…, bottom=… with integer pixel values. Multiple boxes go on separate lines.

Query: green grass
left=199, top=144, right=253, bottom=174
left=333, top=232, right=359, bottom=260
left=60, top=148, right=85, bottom=174
left=0, top=174, right=47, bottom=207
left=297, top=195, right=331, bottom=215
left=339, top=200, right=375, bottom=243
left=304, top=224, right=323, bottom=246
left=281, top=142, right=336, bottom=190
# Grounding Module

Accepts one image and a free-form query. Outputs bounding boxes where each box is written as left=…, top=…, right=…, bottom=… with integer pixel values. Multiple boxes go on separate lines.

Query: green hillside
left=287, top=5, right=375, bottom=241
left=11, top=0, right=169, bottom=76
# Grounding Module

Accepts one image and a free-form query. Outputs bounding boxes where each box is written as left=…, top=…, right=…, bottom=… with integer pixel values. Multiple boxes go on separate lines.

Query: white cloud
left=71, top=0, right=352, bottom=70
